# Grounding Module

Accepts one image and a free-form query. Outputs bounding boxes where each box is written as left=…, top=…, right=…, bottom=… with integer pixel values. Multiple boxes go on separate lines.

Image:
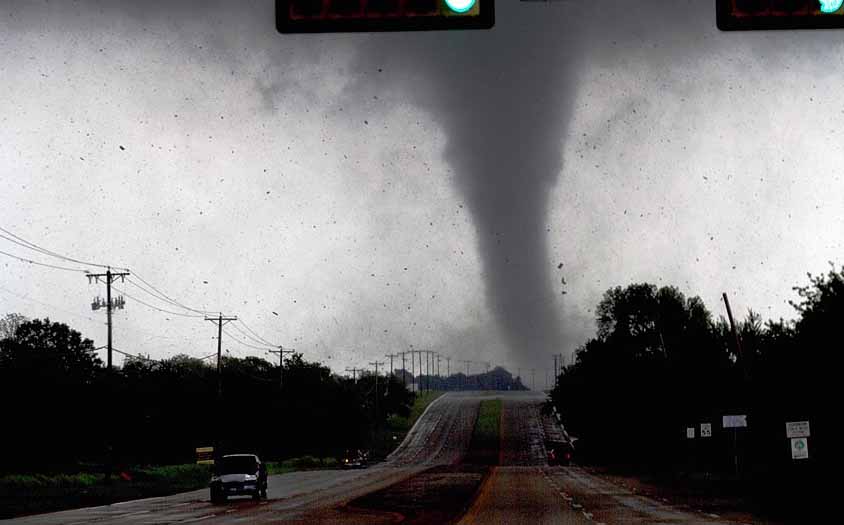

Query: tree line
left=0, top=318, right=414, bottom=473
left=550, top=264, right=837, bottom=514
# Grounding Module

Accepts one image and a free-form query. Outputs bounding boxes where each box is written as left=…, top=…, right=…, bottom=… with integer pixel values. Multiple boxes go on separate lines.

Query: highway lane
left=458, top=393, right=746, bottom=525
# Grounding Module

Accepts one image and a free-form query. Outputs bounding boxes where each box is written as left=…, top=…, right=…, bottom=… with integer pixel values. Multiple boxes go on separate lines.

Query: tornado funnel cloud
left=353, top=3, right=580, bottom=368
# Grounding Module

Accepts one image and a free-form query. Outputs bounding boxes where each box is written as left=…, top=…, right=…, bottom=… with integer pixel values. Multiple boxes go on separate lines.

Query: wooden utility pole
left=345, top=367, right=360, bottom=382
left=722, top=292, right=747, bottom=380
left=205, top=313, right=237, bottom=464
left=369, top=361, right=385, bottom=431
left=385, top=353, right=398, bottom=378
left=269, top=346, right=295, bottom=387
left=87, top=268, right=129, bottom=483
left=87, top=268, right=130, bottom=370
left=206, top=314, right=238, bottom=399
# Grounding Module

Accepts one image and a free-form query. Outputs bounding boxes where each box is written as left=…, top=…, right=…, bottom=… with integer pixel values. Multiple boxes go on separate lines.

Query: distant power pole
left=446, top=356, right=451, bottom=377
left=369, top=361, right=385, bottom=427
left=437, top=354, right=441, bottom=378
left=400, top=351, right=407, bottom=386
left=87, top=268, right=130, bottom=370
left=268, top=346, right=294, bottom=388
left=409, top=349, right=415, bottom=389
left=345, top=367, right=360, bottom=382
left=461, top=360, right=471, bottom=390
left=386, top=353, right=398, bottom=378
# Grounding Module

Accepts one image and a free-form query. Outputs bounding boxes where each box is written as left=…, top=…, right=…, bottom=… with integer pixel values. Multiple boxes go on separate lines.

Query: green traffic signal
left=445, top=0, right=476, bottom=13
left=819, top=0, right=844, bottom=13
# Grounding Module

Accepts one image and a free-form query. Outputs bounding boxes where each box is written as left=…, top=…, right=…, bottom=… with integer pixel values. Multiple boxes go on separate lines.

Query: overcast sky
left=1, top=1, right=843, bottom=378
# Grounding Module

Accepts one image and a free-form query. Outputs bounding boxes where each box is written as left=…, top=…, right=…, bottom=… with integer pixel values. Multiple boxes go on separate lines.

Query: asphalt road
left=5, top=391, right=757, bottom=524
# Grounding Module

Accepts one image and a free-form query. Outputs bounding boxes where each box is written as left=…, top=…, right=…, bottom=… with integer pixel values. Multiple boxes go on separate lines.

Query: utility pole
left=369, top=361, right=385, bottom=438
left=386, top=353, right=398, bottom=378
left=87, top=268, right=129, bottom=483
left=205, top=313, right=237, bottom=462
left=426, top=351, right=434, bottom=391
left=722, top=292, right=748, bottom=381
left=418, top=350, right=424, bottom=392
left=345, top=367, right=360, bottom=382
left=553, top=354, right=558, bottom=387
left=269, top=346, right=294, bottom=388
left=437, top=353, right=441, bottom=378
left=446, top=356, right=451, bottom=377
left=460, top=360, right=471, bottom=390
left=412, top=349, right=417, bottom=392
left=401, top=351, right=407, bottom=386
left=206, top=314, right=237, bottom=400
left=87, top=268, right=130, bottom=370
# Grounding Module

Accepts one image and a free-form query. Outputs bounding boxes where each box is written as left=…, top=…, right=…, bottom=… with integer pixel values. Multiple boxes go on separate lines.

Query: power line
left=0, top=226, right=127, bottom=271
left=0, top=248, right=91, bottom=273
left=128, top=272, right=215, bottom=315
left=229, top=321, right=276, bottom=347
left=237, top=319, right=277, bottom=347
left=0, top=283, right=100, bottom=324
left=222, top=327, right=273, bottom=351
left=112, top=285, right=206, bottom=318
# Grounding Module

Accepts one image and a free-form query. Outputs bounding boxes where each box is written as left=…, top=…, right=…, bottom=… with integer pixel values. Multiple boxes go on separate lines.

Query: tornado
left=353, top=2, right=582, bottom=369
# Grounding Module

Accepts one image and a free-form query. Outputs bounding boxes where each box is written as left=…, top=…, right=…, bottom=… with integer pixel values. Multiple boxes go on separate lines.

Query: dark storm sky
left=2, top=1, right=843, bottom=373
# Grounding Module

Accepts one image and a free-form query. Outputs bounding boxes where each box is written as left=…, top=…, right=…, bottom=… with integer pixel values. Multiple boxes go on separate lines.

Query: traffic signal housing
left=277, top=0, right=494, bottom=33
left=717, top=0, right=844, bottom=30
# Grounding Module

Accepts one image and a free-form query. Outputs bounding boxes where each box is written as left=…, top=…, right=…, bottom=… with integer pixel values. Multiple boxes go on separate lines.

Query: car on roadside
left=546, top=441, right=574, bottom=466
left=341, top=449, right=369, bottom=469
left=209, top=454, right=268, bottom=503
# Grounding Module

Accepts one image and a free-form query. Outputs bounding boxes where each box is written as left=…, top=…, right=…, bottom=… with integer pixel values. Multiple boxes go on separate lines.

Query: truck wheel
left=211, top=488, right=226, bottom=504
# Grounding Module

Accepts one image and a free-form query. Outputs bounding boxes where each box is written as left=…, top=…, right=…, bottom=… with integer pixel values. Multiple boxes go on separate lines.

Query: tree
left=0, top=318, right=103, bottom=470
left=0, top=312, right=28, bottom=341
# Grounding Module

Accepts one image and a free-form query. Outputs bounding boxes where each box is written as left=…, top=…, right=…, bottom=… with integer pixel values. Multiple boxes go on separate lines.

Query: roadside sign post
left=700, top=423, right=712, bottom=438
left=686, top=427, right=695, bottom=439
left=790, top=438, right=809, bottom=460
left=196, top=446, right=215, bottom=465
left=786, top=421, right=810, bottom=461
left=722, top=415, right=748, bottom=478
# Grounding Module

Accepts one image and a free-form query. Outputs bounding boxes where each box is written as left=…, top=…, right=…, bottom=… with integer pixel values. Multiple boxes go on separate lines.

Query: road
left=5, top=392, right=752, bottom=524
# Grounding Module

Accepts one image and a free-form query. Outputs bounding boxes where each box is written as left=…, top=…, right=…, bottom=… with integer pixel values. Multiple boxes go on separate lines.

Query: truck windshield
left=218, top=457, right=257, bottom=475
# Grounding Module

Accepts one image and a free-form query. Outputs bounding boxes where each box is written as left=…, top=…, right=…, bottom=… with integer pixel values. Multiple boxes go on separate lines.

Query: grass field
left=0, top=464, right=211, bottom=519
left=0, top=456, right=342, bottom=519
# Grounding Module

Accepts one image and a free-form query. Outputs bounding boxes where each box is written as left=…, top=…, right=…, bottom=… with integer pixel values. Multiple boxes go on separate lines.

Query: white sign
left=700, top=423, right=712, bottom=438
left=790, top=437, right=809, bottom=460
left=786, top=421, right=810, bottom=438
left=722, top=414, right=747, bottom=428
left=686, top=427, right=695, bottom=439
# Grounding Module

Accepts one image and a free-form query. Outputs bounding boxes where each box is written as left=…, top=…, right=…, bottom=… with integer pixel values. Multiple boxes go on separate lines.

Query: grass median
left=465, top=399, right=502, bottom=465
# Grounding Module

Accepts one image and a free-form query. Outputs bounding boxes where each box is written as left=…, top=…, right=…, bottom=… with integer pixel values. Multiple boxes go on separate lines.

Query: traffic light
left=717, top=0, right=844, bottom=30
left=276, top=0, right=494, bottom=33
